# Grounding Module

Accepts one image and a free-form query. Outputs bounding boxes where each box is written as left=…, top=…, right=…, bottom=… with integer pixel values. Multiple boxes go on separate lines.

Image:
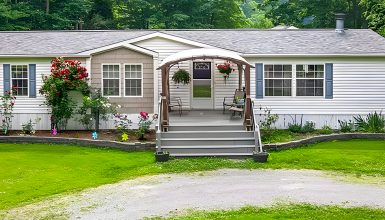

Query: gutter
left=241, top=53, right=385, bottom=58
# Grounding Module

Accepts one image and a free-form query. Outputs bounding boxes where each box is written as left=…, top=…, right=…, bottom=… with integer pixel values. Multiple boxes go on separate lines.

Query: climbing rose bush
left=40, top=57, right=90, bottom=130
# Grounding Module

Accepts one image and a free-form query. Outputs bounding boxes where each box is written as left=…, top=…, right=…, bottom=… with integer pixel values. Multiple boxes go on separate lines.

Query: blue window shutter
left=29, top=64, right=37, bottom=98
left=256, top=63, right=263, bottom=99
left=3, top=64, right=10, bottom=94
left=325, top=63, right=333, bottom=99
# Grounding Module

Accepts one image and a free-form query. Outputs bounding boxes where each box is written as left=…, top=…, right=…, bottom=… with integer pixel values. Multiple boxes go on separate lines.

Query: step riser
left=164, top=147, right=255, bottom=154
left=162, top=139, right=254, bottom=146
left=161, top=132, right=254, bottom=139
left=168, top=125, right=245, bottom=131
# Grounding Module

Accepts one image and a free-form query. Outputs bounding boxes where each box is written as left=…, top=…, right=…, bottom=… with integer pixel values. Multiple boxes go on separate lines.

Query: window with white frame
left=264, top=64, right=292, bottom=96
left=102, top=64, right=120, bottom=96
left=125, top=64, right=142, bottom=96
left=11, top=65, right=28, bottom=96
left=296, top=64, right=324, bottom=96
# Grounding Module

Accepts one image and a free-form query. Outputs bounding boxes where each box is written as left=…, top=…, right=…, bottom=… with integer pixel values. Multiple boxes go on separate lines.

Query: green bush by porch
left=1, top=139, right=385, bottom=210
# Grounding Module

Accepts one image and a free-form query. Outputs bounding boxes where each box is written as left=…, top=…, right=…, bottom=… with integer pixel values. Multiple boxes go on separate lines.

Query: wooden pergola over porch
left=157, top=48, right=254, bottom=131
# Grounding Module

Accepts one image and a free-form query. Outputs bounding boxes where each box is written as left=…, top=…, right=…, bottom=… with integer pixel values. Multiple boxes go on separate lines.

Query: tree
left=361, top=0, right=385, bottom=36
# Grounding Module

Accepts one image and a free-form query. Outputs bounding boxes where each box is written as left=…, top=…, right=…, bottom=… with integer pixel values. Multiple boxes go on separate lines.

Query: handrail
left=251, top=101, right=263, bottom=153
left=156, top=95, right=162, bottom=153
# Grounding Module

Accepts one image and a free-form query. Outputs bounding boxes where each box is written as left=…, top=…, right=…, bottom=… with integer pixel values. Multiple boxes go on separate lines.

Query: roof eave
left=0, top=54, right=91, bottom=58
left=241, top=53, right=385, bottom=57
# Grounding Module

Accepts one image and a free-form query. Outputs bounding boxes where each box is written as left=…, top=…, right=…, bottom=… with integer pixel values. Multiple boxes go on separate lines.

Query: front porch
left=169, top=110, right=243, bottom=126
left=155, top=48, right=263, bottom=158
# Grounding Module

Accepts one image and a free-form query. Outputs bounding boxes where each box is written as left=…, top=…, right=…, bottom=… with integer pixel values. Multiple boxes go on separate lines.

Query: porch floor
left=169, top=110, right=243, bottom=126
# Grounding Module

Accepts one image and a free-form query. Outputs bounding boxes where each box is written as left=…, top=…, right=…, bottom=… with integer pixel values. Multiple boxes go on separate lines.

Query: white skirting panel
left=254, top=113, right=356, bottom=129
left=5, top=113, right=156, bottom=130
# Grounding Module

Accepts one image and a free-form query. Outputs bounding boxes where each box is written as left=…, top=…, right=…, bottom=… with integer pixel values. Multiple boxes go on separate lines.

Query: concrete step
left=161, top=137, right=255, bottom=146
left=161, top=145, right=255, bottom=155
left=167, top=125, right=245, bottom=131
left=161, top=130, right=254, bottom=139
left=170, top=153, right=253, bottom=157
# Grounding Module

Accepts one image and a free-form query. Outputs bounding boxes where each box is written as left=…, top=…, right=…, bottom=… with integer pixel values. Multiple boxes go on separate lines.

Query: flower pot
left=155, top=151, right=170, bottom=162
left=253, top=151, right=269, bottom=163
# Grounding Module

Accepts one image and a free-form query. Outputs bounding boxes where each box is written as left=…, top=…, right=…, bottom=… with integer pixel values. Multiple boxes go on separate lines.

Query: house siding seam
left=91, top=47, right=154, bottom=114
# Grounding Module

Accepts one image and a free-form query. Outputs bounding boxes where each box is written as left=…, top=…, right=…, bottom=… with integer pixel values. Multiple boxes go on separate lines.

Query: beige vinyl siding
left=134, top=37, right=198, bottom=109
left=91, top=47, right=154, bottom=113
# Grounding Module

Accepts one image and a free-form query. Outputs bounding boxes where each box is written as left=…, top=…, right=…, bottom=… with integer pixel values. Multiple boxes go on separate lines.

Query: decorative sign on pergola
left=157, top=48, right=254, bottom=131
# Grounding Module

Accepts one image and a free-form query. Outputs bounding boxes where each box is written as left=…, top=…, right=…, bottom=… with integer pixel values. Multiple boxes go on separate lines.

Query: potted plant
left=172, top=69, right=190, bottom=85
left=253, top=150, right=269, bottom=163
left=216, top=62, right=233, bottom=80
left=155, top=151, right=170, bottom=162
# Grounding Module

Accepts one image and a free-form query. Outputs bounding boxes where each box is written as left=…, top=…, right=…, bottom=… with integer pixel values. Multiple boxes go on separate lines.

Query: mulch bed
left=3, top=130, right=156, bottom=143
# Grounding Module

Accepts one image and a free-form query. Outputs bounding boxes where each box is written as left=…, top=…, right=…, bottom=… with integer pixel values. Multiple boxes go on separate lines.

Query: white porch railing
left=251, top=101, right=263, bottom=153
left=156, top=95, right=162, bottom=153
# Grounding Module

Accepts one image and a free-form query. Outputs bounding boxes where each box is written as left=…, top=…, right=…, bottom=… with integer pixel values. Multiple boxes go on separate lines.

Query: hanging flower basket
left=216, top=62, right=233, bottom=83
left=172, top=69, right=191, bottom=85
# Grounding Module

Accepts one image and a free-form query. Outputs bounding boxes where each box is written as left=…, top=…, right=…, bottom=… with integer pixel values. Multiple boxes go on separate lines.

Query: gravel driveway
left=3, top=169, right=385, bottom=220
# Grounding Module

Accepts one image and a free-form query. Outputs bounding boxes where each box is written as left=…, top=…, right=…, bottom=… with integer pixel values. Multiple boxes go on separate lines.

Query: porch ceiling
left=157, top=48, right=253, bottom=69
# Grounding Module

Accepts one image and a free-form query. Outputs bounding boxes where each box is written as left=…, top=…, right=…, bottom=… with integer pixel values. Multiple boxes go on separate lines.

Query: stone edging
left=0, top=136, right=156, bottom=152
left=264, top=133, right=385, bottom=151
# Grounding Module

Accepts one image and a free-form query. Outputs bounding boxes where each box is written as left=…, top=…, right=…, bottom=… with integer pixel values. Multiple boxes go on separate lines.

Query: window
left=125, top=64, right=142, bottom=97
left=102, top=64, right=120, bottom=96
left=296, top=64, right=324, bottom=96
left=11, top=65, right=28, bottom=96
left=264, top=64, right=292, bottom=96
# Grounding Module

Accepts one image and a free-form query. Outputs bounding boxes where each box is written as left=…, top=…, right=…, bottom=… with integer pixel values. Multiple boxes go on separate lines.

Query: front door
left=192, top=62, right=213, bottom=109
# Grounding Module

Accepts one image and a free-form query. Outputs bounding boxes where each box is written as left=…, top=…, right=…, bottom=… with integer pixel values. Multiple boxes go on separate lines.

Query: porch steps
left=158, top=124, right=257, bottom=157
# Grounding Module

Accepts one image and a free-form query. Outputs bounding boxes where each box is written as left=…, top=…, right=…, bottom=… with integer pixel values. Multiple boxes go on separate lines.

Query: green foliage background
left=0, top=0, right=384, bottom=36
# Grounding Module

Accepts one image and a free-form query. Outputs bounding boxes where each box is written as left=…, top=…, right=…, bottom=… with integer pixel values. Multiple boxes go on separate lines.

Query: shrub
left=0, top=88, right=16, bottom=135
left=354, top=111, right=385, bottom=133
left=338, top=119, right=354, bottom=133
left=21, top=118, right=41, bottom=135
left=301, top=121, right=316, bottom=133
left=288, top=123, right=302, bottom=133
left=318, top=125, right=333, bottom=135
left=114, top=113, right=132, bottom=134
left=79, top=89, right=119, bottom=131
left=137, top=112, right=158, bottom=140
left=40, top=57, right=90, bottom=131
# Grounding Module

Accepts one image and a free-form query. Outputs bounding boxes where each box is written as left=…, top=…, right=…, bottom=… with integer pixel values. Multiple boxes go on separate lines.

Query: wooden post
left=161, top=66, right=169, bottom=131
left=237, top=64, right=243, bottom=91
left=244, top=65, right=252, bottom=130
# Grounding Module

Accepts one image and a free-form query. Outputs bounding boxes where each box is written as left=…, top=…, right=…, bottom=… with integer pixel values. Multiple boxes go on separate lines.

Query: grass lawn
left=152, top=204, right=385, bottom=220
left=1, top=139, right=385, bottom=210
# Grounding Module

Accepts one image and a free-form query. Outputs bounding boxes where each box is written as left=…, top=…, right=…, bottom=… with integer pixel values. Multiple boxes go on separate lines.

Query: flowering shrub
left=216, top=62, right=233, bottom=76
left=137, top=112, right=158, bottom=140
left=40, top=57, right=90, bottom=130
left=0, top=88, right=16, bottom=135
left=114, top=113, right=132, bottom=135
left=79, top=89, right=119, bottom=131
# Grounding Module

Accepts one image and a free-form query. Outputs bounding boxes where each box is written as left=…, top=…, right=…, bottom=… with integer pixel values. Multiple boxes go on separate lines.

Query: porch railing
left=156, top=95, right=162, bottom=153
left=251, top=101, right=263, bottom=153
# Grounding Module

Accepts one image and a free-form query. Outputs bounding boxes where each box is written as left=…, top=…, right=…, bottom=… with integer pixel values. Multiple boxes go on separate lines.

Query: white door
left=191, top=62, right=213, bottom=109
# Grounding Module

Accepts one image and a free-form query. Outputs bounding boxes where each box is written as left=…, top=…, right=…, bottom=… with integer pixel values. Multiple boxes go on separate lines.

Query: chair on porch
left=169, top=96, right=183, bottom=117
left=223, top=89, right=246, bottom=114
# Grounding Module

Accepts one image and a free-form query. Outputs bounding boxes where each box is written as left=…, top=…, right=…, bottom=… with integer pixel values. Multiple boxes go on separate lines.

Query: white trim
left=101, top=63, right=121, bottom=97
left=123, top=63, right=144, bottom=98
left=10, top=64, right=29, bottom=97
left=262, top=63, right=326, bottom=98
left=85, top=57, right=92, bottom=85
left=126, top=32, right=217, bottom=49
left=78, top=43, right=158, bottom=57
left=153, top=56, right=159, bottom=113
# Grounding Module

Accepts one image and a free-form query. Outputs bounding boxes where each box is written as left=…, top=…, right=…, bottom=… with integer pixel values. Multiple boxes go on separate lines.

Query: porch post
left=161, top=66, right=169, bottom=131
left=244, top=65, right=252, bottom=130
left=237, top=64, right=243, bottom=91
